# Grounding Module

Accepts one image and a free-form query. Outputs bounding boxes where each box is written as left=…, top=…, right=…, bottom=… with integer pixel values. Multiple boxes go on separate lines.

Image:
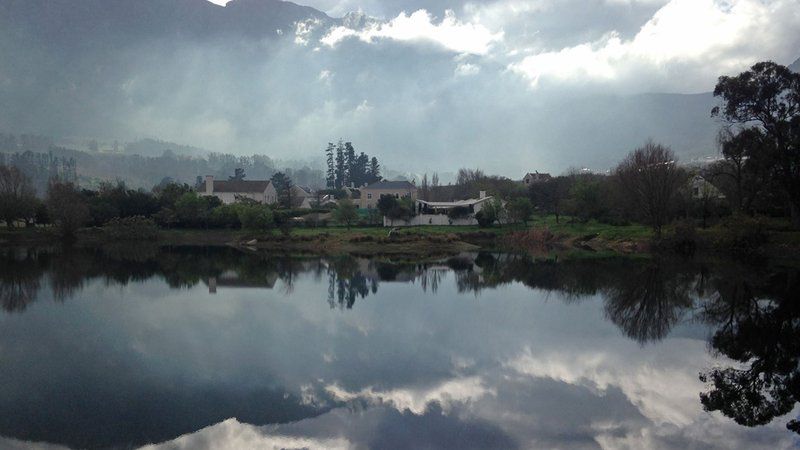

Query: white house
left=384, top=191, right=496, bottom=227
left=522, top=171, right=552, bottom=186
left=201, top=175, right=278, bottom=205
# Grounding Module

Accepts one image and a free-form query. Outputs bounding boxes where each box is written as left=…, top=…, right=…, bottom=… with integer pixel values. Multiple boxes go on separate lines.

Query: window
left=367, top=193, right=372, bottom=199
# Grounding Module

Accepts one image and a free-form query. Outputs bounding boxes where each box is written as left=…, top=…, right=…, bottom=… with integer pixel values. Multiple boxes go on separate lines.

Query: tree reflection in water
left=699, top=267, right=800, bottom=435
left=0, top=245, right=798, bottom=434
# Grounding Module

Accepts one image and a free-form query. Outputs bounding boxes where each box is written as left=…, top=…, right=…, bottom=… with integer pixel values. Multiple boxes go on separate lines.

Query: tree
left=529, top=176, right=571, bottom=224
left=335, top=140, right=346, bottom=189
left=0, top=165, right=36, bottom=227
left=229, top=168, right=246, bottom=181
left=237, top=204, right=274, bottom=230
left=270, top=172, right=293, bottom=208
left=344, top=142, right=356, bottom=187
left=369, top=157, right=381, bottom=183
left=325, top=143, right=335, bottom=188
left=333, top=198, right=358, bottom=229
left=507, top=197, right=533, bottom=225
left=46, top=180, right=89, bottom=238
left=615, top=141, right=686, bottom=238
left=377, top=195, right=413, bottom=224
left=420, top=173, right=430, bottom=201
left=712, top=61, right=800, bottom=227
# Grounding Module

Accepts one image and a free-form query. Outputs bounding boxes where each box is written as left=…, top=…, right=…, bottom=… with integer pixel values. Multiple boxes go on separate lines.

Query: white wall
left=383, top=214, right=478, bottom=227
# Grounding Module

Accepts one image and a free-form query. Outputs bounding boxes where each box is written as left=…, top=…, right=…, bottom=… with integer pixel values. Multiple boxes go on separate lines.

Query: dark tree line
left=325, top=140, right=381, bottom=189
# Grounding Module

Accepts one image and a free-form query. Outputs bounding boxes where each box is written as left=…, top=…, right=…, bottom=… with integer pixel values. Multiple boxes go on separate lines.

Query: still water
left=0, top=246, right=798, bottom=449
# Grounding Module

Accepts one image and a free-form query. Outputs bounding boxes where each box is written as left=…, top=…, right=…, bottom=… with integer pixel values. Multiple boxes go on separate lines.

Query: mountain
left=790, top=57, right=800, bottom=73
left=0, top=0, right=775, bottom=174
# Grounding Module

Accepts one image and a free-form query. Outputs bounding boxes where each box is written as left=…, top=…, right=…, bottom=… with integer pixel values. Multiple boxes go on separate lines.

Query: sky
left=4, top=0, right=800, bottom=177
left=191, top=0, right=800, bottom=175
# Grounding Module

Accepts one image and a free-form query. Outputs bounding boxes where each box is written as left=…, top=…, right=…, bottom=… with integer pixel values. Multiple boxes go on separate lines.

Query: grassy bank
left=3, top=215, right=798, bottom=259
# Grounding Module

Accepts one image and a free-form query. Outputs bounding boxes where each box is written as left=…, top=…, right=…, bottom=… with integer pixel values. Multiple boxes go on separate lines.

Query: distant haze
left=1, top=0, right=799, bottom=176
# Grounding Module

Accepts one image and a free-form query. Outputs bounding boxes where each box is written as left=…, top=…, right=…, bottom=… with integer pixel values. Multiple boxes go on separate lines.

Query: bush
left=103, top=216, right=159, bottom=240
left=447, top=206, right=472, bottom=220
left=665, top=219, right=697, bottom=255
left=713, top=214, right=768, bottom=254
left=237, top=204, right=274, bottom=230
left=210, top=204, right=241, bottom=228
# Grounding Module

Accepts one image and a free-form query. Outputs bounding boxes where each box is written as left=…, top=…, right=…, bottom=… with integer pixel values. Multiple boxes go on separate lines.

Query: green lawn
left=290, top=216, right=652, bottom=241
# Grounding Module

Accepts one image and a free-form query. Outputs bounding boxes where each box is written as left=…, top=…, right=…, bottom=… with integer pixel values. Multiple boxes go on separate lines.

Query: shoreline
left=3, top=224, right=799, bottom=261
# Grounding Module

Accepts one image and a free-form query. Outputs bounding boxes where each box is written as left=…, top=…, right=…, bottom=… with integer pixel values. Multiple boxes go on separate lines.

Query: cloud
left=325, top=376, right=494, bottom=415
left=455, top=62, right=481, bottom=76
left=321, top=9, right=504, bottom=55
left=508, top=0, right=800, bottom=92
left=141, top=418, right=351, bottom=450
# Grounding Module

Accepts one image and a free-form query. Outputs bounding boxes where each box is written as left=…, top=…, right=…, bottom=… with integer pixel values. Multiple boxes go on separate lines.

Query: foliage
left=333, top=198, right=359, bottom=228
left=506, top=198, right=533, bottom=225
left=447, top=206, right=472, bottom=220
left=174, top=192, right=221, bottom=228
left=615, top=141, right=687, bottom=237
left=270, top=172, right=293, bottom=208
left=711, top=214, right=768, bottom=255
left=377, top=195, right=414, bottom=222
left=327, top=140, right=381, bottom=189
left=46, top=180, right=89, bottom=238
left=0, top=165, right=37, bottom=227
left=103, top=216, right=159, bottom=240
left=236, top=204, right=274, bottom=230
left=475, top=201, right=502, bottom=227
left=528, top=176, right=571, bottom=223
left=712, top=61, right=800, bottom=227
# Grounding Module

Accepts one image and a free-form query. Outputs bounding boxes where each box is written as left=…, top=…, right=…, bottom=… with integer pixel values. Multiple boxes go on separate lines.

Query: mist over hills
left=1, top=0, right=796, bottom=177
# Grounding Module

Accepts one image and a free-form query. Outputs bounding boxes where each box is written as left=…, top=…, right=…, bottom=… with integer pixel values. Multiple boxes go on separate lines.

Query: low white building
left=201, top=175, right=278, bottom=205
left=384, top=191, right=496, bottom=227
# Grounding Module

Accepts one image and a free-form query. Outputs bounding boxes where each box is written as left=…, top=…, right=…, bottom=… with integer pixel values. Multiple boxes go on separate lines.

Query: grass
left=527, top=215, right=653, bottom=241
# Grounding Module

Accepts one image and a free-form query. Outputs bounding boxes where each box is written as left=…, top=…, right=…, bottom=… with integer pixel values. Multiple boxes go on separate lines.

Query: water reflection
left=0, top=245, right=798, bottom=448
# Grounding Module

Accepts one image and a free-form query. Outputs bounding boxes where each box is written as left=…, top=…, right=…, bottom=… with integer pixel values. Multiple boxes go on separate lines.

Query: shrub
left=237, top=204, right=274, bottom=230
left=665, top=219, right=697, bottom=255
left=103, top=216, right=159, bottom=240
left=447, top=206, right=471, bottom=220
left=713, top=214, right=767, bottom=254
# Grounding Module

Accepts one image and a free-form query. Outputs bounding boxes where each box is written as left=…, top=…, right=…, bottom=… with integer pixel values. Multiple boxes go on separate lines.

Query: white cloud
left=455, top=62, right=481, bottom=76
left=325, top=376, right=494, bottom=415
left=321, top=9, right=504, bottom=55
left=295, top=18, right=324, bottom=46
left=142, top=418, right=351, bottom=450
left=508, top=0, right=800, bottom=92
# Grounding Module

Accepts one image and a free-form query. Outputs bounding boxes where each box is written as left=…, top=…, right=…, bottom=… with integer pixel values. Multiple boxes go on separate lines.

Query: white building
left=201, top=175, right=278, bottom=205
left=384, top=191, right=496, bottom=227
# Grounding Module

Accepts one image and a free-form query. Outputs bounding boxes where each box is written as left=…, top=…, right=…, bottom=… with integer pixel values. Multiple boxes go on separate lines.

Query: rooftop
left=364, top=180, right=416, bottom=190
left=212, top=180, right=272, bottom=193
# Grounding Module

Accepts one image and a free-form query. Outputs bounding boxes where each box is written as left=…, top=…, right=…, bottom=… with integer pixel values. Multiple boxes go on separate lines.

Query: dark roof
left=363, top=180, right=416, bottom=190
left=213, top=180, right=271, bottom=193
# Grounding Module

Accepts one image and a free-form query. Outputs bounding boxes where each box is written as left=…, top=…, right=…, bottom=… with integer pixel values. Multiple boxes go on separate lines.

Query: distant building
left=359, top=180, right=418, bottom=209
left=522, top=171, right=552, bottom=186
left=690, top=175, right=725, bottom=200
left=201, top=175, right=278, bottom=205
left=289, top=185, right=314, bottom=209
left=386, top=191, right=497, bottom=227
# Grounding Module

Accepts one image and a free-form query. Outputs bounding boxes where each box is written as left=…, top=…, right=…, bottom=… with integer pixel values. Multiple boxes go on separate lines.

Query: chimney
left=479, top=190, right=486, bottom=199
left=205, top=175, right=214, bottom=194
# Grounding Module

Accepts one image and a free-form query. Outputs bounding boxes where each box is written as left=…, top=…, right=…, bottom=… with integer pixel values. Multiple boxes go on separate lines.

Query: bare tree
left=615, top=141, right=686, bottom=238
left=46, top=180, right=89, bottom=238
left=0, top=165, right=36, bottom=227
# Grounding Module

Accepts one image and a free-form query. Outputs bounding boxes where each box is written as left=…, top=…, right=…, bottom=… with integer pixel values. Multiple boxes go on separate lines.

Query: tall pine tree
left=334, top=140, right=346, bottom=189
left=325, top=142, right=335, bottom=188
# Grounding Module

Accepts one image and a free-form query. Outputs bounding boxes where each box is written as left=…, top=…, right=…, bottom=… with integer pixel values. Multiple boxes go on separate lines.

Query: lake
left=0, top=246, right=798, bottom=449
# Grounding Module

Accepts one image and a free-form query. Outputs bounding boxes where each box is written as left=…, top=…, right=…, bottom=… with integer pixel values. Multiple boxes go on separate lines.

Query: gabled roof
left=363, top=180, right=416, bottom=190
left=212, top=180, right=272, bottom=193
left=417, top=197, right=493, bottom=208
